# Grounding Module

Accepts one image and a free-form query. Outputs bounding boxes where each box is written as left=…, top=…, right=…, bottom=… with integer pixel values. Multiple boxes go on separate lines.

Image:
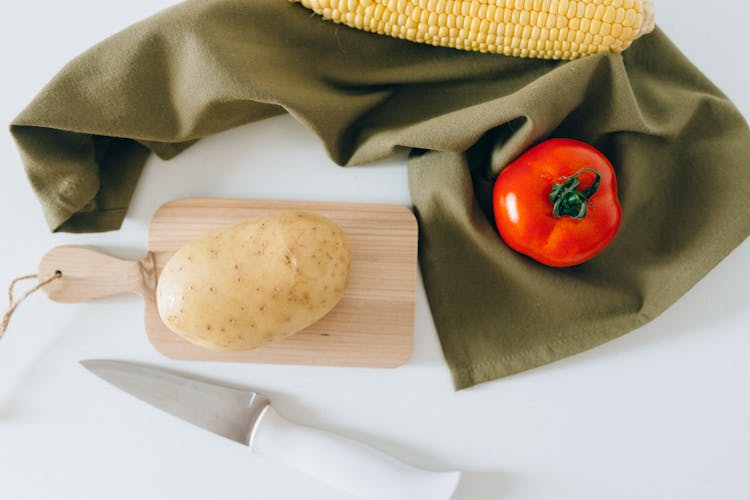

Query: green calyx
left=549, top=168, right=601, bottom=219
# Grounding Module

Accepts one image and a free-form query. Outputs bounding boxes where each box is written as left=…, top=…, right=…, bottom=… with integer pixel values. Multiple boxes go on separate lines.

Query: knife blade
left=81, top=360, right=461, bottom=500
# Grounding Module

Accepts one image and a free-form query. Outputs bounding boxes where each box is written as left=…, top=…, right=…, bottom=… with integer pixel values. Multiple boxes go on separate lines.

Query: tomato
left=491, top=138, right=622, bottom=267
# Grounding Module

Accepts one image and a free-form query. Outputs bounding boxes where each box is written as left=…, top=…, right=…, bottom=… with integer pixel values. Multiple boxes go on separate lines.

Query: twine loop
left=138, top=251, right=157, bottom=296
left=1, top=271, right=63, bottom=340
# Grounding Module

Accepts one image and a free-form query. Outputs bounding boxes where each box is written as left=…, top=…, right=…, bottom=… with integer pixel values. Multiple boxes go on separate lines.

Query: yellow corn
left=292, top=0, right=656, bottom=60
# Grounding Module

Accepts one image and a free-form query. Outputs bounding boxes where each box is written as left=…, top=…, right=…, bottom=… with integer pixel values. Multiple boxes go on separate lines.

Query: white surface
left=251, top=406, right=461, bottom=500
left=1, top=2, right=749, bottom=499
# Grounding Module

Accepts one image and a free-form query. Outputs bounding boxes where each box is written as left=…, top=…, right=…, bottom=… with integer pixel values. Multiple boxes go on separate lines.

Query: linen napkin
left=10, top=0, right=750, bottom=388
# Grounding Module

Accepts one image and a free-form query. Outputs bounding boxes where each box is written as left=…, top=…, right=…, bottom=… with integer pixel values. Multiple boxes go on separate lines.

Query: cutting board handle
left=38, top=246, right=157, bottom=303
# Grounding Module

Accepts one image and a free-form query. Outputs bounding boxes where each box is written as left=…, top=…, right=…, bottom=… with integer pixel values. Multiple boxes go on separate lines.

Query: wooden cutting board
left=39, top=198, right=419, bottom=368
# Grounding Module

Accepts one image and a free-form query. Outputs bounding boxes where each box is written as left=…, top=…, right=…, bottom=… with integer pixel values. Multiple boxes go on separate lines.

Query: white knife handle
left=249, top=406, right=461, bottom=500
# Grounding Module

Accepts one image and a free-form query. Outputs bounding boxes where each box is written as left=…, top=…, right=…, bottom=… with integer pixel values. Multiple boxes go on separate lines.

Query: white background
left=1, top=1, right=749, bottom=499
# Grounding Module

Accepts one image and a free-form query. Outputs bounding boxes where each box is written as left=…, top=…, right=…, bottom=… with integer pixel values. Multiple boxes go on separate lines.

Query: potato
left=156, top=211, right=351, bottom=351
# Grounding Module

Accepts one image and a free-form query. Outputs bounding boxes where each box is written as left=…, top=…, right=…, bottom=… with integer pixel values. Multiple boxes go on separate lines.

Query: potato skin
left=156, top=211, right=351, bottom=351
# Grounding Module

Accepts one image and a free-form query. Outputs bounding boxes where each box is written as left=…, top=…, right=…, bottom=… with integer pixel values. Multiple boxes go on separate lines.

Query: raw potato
left=156, top=211, right=351, bottom=351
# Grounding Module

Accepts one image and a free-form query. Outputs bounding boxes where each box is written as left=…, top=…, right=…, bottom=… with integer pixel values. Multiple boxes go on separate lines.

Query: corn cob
left=292, top=0, right=656, bottom=60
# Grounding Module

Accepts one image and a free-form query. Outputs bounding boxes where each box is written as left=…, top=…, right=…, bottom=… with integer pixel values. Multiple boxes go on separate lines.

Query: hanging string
left=1, top=271, right=62, bottom=340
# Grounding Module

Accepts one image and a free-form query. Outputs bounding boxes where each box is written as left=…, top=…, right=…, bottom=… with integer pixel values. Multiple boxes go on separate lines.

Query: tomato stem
left=549, top=168, right=601, bottom=219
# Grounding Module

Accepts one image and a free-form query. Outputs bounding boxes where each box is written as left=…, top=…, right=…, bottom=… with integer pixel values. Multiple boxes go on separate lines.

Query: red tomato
left=492, top=138, right=622, bottom=267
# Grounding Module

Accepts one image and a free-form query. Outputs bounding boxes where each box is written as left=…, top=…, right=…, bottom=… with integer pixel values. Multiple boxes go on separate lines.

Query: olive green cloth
left=10, top=0, right=750, bottom=388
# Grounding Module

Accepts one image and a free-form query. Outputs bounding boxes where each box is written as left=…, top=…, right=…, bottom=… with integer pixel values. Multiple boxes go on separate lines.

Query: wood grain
left=149, top=198, right=419, bottom=367
left=39, top=246, right=156, bottom=302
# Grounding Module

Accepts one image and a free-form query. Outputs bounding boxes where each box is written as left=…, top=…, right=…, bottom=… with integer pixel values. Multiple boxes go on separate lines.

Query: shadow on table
left=452, top=470, right=514, bottom=499
left=0, top=294, right=142, bottom=421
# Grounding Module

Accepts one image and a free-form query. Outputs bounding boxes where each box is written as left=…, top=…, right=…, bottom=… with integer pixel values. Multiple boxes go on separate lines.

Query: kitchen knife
left=80, top=360, right=461, bottom=500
